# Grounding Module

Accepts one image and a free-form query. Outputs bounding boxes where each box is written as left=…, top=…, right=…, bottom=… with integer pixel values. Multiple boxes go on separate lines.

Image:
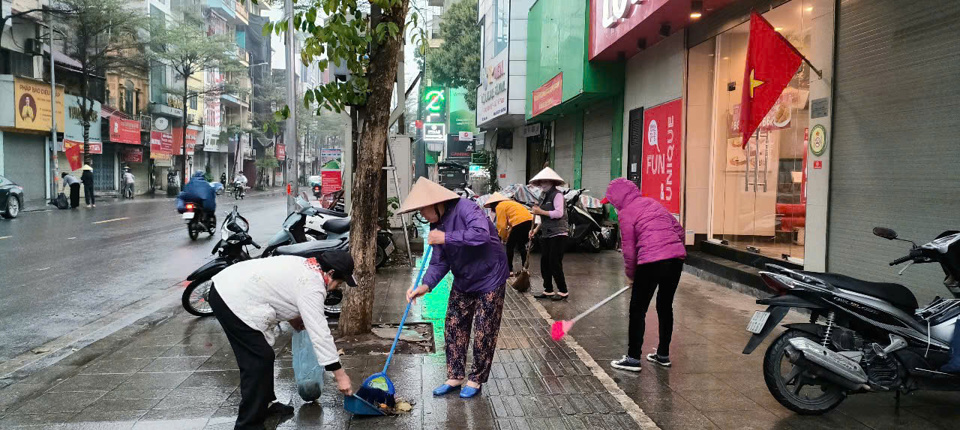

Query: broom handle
left=570, top=285, right=631, bottom=324
left=383, top=245, right=433, bottom=373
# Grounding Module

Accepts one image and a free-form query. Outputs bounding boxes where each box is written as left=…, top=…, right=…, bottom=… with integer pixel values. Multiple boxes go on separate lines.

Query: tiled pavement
left=4, top=251, right=960, bottom=429
left=0, top=263, right=645, bottom=429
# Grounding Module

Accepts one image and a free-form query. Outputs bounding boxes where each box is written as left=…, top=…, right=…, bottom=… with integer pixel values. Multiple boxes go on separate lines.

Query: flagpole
left=801, top=57, right=822, bottom=80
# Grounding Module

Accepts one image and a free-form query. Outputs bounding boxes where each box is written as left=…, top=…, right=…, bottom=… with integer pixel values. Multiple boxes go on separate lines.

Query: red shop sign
left=124, top=148, right=143, bottom=163
left=88, top=142, right=103, bottom=154
left=641, top=98, right=683, bottom=216
left=531, top=73, right=562, bottom=118
left=150, top=131, right=174, bottom=154
left=109, top=117, right=141, bottom=145
left=276, top=143, right=285, bottom=161
left=321, top=169, right=343, bottom=195
left=172, top=128, right=199, bottom=155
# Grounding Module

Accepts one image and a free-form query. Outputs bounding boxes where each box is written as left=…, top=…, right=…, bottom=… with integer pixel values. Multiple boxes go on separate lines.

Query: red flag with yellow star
left=65, top=140, right=82, bottom=171
left=740, top=11, right=803, bottom=148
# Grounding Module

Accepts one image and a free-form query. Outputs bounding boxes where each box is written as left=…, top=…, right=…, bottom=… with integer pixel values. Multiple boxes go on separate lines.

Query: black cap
left=320, top=251, right=357, bottom=287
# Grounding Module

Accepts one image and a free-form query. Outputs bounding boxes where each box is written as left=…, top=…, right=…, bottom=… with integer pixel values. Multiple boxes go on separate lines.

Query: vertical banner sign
left=320, top=170, right=343, bottom=194
left=276, top=143, right=285, bottom=161
left=641, top=99, right=683, bottom=216
left=478, top=0, right=510, bottom=125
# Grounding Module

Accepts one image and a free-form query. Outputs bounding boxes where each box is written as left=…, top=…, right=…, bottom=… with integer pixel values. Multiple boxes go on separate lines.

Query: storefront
left=1, top=76, right=65, bottom=203
left=525, top=0, right=624, bottom=190
left=590, top=0, right=835, bottom=271
left=106, top=112, right=149, bottom=195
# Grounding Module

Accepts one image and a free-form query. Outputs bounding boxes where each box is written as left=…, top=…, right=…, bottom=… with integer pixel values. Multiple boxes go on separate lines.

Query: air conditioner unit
left=24, top=39, right=43, bottom=56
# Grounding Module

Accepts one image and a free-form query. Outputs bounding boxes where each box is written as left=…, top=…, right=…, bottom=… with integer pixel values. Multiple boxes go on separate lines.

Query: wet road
left=0, top=193, right=287, bottom=362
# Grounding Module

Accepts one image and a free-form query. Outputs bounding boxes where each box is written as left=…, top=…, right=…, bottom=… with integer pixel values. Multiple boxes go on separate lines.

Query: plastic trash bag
left=292, top=329, right=324, bottom=401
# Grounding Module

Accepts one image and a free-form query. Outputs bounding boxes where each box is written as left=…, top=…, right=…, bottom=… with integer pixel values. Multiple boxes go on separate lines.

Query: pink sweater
left=605, top=178, right=686, bottom=279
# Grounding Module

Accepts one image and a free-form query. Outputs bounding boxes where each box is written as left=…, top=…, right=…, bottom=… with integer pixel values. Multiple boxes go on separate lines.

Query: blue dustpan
left=353, top=245, right=433, bottom=409
left=345, top=395, right=387, bottom=416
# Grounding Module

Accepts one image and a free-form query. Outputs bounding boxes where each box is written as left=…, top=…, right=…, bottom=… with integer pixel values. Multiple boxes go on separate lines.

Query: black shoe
left=534, top=292, right=555, bottom=299
left=646, top=353, right=672, bottom=368
left=268, top=402, right=295, bottom=416
left=551, top=294, right=569, bottom=301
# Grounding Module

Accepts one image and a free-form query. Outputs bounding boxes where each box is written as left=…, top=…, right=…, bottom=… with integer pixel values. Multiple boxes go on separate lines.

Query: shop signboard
left=531, top=73, right=562, bottom=117
left=64, top=95, right=102, bottom=145
left=321, top=169, right=342, bottom=194
left=150, top=131, right=174, bottom=155
left=14, top=77, right=65, bottom=132
left=588, top=0, right=669, bottom=60
left=424, top=123, right=445, bottom=142
left=109, top=116, right=141, bottom=145
left=276, top=143, right=285, bottom=161
left=172, top=128, right=200, bottom=155
left=446, top=134, right=475, bottom=164
left=449, top=88, right=476, bottom=135
left=641, top=98, right=682, bottom=216
left=478, top=0, right=510, bottom=125
left=124, top=147, right=143, bottom=163
left=422, top=86, right=446, bottom=124
left=321, top=148, right=342, bottom=165
left=88, top=143, right=102, bottom=154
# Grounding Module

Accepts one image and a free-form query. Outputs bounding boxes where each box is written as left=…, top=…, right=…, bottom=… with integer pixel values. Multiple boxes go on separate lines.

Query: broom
left=511, top=244, right=533, bottom=293
left=550, top=285, right=631, bottom=341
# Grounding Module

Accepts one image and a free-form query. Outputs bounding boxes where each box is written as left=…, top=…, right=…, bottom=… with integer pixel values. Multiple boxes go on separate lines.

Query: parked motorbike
left=260, top=195, right=351, bottom=257
left=181, top=201, right=216, bottom=241
left=743, top=227, right=960, bottom=415
left=182, top=206, right=259, bottom=316
left=312, top=183, right=322, bottom=199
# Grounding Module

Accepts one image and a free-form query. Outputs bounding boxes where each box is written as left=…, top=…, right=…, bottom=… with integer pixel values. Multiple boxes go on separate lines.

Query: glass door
left=702, top=0, right=813, bottom=263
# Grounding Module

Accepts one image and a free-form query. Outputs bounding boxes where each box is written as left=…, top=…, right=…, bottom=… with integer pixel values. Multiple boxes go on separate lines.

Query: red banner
left=276, top=144, right=285, bottom=161
left=64, top=140, right=82, bottom=171
left=740, top=11, right=803, bottom=148
left=531, top=73, right=562, bottom=117
left=172, top=128, right=199, bottom=155
left=88, top=143, right=102, bottom=154
left=109, top=117, right=141, bottom=145
left=124, top=148, right=143, bottom=163
left=321, top=169, right=342, bottom=195
left=641, top=98, right=683, bottom=216
left=150, top=131, right=174, bottom=154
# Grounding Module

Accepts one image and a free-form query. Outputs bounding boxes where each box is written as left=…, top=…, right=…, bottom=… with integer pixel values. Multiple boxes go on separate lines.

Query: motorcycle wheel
left=585, top=231, right=602, bottom=253
left=376, top=245, right=387, bottom=268
left=188, top=221, right=199, bottom=241
left=182, top=277, right=215, bottom=317
left=763, top=329, right=847, bottom=415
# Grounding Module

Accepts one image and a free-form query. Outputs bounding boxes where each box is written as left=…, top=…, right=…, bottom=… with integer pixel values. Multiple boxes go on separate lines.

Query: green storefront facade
left=525, top=0, right=624, bottom=192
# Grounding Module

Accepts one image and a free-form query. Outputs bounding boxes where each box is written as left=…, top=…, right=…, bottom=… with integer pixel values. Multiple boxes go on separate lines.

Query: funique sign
left=641, top=98, right=683, bottom=216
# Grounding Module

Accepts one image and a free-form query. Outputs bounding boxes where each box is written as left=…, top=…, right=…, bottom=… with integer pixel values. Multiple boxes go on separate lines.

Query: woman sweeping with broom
left=402, top=178, right=510, bottom=399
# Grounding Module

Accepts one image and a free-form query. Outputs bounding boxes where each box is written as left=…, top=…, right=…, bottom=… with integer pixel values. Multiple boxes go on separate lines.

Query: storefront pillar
left=572, top=111, right=584, bottom=189
left=610, top=93, right=624, bottom=179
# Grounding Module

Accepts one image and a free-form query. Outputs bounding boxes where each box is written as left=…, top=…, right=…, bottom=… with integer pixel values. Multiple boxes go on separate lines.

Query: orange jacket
left=494, top=200, right=533, bottom=241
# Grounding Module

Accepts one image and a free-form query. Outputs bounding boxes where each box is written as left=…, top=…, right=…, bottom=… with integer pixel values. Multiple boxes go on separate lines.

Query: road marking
left=36, top=267, right=51, bottom=271
left=67, top=237, right=77, bottom=240
left=92, top=217, right=129, bottom=225
left=0, top=236, right=10, bottom=240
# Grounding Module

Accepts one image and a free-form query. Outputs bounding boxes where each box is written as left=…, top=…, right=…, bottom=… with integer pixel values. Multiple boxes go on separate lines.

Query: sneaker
left=611, top=355, right=642, bottom=372
left=268, top=401, right=295, bottom=416
left=646, top=353, right=672, bottom=367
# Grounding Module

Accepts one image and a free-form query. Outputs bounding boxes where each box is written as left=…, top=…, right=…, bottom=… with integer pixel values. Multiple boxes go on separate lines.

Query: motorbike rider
left=234, top=172, right=248, bottom=197
left=208, top=251, right=357, bottom=429
left=179, top=171, right=217, bottom=231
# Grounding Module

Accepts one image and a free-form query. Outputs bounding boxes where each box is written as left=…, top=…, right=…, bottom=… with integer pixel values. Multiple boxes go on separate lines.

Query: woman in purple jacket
left=402, top=178, right=510, bottom=398
left=604, top=178, right=686, bottom=372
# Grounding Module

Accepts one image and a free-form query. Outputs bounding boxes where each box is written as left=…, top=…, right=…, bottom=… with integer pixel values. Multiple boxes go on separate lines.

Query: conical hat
left=483, top=192, right=510, bottom=208
left=81, top=164, right=93, bottom=171
left=398, top=177, right=461, bottom=214
left=529, top=167, right=565, bottom=185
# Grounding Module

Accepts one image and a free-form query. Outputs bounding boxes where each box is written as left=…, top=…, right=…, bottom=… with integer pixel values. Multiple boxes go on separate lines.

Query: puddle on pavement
left=336, top=322, right=435, bottom=355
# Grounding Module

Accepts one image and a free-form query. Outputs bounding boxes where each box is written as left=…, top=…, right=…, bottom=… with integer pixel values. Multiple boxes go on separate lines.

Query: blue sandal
left=459, top=385, right=482, bottom=398
left=433, top=384, right=460, bottom=396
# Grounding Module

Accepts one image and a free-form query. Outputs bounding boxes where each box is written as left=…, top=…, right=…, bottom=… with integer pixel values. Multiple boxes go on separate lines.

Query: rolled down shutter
left=554, top=119, right=575, bottom=183
left=581, top=102, right=613, bottom=195
left=827, top=0, right=960, bottom=302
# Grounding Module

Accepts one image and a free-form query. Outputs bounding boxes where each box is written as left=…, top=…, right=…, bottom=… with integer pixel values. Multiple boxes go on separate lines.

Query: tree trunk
left=339, top=0, right=410, bottom=336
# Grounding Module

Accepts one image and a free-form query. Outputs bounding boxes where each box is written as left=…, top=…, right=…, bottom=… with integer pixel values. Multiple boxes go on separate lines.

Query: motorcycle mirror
left=873, top=227, right=899, bottom=240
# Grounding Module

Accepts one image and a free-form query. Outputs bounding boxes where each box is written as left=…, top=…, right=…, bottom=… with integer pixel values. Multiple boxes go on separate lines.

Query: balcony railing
left=235, top=0, right=249, bottom=22
left=236, top=47, right=249, bottom=64
left=139, top=114, right=152, bottom=131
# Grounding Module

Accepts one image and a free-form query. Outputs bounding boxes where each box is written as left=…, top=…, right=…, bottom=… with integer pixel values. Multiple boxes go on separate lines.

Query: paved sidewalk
left=532, top=252, right=960, bottom=430
left=0, top=264, right=648, bottom=429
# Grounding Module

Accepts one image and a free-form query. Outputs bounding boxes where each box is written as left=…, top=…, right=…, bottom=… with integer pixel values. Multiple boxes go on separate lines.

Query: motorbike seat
left=317, top=208, right=348, bottom=218
left=323, top=218, right=351, bottom=234
left=807, top=272, right=919, bottom=312
left=274, top=239, right=347, bottom=259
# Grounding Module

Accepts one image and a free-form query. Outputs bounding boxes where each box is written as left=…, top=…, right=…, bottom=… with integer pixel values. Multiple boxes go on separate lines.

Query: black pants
left=628, top=258, right=684, bottom=359
left=83, top=184, right=95, bottom=205
left=209, top=286, right=276, bottom=430
left=506, top=221, right=532, bottom=273
left=540, top=235, right=568, bottom=294
left=69, top=183, right=81, bottom=208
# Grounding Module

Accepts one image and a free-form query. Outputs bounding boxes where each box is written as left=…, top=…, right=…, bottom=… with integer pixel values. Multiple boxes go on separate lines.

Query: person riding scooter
left=234, top=172, right=248, bottom=198
left=179, top=171, right=217, bottom=231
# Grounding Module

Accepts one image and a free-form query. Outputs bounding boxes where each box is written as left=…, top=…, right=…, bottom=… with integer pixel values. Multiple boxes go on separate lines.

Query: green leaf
left=262, top=21, right=273, bottom=37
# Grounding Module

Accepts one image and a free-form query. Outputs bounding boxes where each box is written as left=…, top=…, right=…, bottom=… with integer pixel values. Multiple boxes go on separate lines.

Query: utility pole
left=284, top=0, right=298, bottom=214
left=49, top=7, right=58, bottom=199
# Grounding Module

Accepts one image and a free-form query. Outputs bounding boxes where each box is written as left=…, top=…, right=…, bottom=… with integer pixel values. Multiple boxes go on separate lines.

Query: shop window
left=691, top=0, right=823, bottom=262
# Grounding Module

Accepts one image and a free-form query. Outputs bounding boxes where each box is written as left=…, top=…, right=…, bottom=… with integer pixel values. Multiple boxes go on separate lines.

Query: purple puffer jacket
left=605, top=178, right=686, bottom=279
